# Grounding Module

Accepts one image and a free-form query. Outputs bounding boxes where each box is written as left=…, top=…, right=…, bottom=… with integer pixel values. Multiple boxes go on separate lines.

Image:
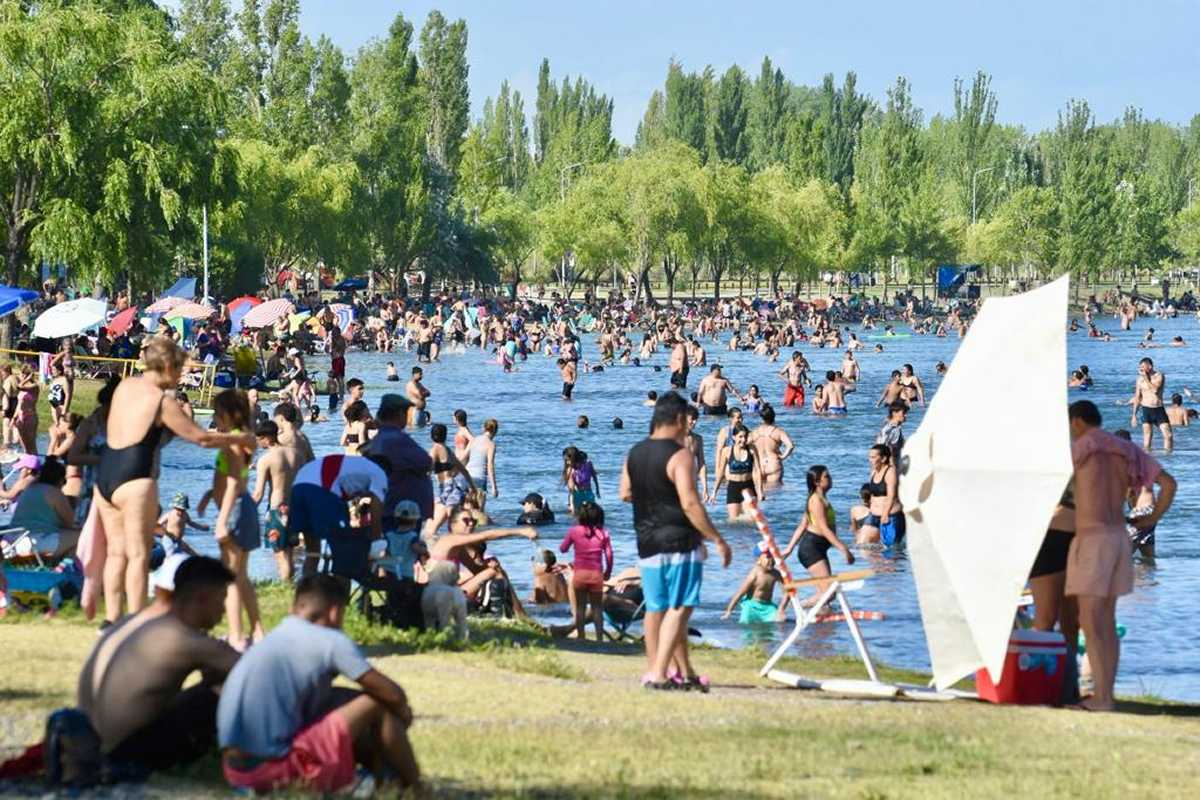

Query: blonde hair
left=141, top=335, right=186, bottom=376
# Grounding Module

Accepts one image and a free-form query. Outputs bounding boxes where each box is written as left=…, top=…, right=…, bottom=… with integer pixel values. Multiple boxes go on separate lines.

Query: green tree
left=419, top=10, right=470, bottom=174
left=1054, top=100, right=1116, bottom=290
left=177, top=0, right=232, bottom=75
left=951, top=71, right=999, bottom=219
left=635, top=90, right=668, bottom=150
left=663, top=60, right=707, bottom=154
left=711, top=65, right=750, bottom=165
left=752, top=168, right=838, bottom=293
left=697, top=160, right=754, bottom=299
left=747, top=56, right=788, bottom=170
left=820, top=72, right=870, bottom=195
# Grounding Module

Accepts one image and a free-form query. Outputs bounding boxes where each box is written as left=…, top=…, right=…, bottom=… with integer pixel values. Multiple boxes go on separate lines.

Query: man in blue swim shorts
left=620, top=392, right=731, bottom=692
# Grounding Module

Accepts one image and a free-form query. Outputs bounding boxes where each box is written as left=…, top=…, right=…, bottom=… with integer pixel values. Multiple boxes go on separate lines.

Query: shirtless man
left=876, top=370, right=903, bottom=408
left=328, top=327, right=347, bottom=402
left=684, top=406, right=709, bottom=503
left=823, top=371, right=848, bottom=415
left=840, top=350, right=860, bottom=385
left=1130, top=357, right=1171, bottom=451
left=558, top=358, right=577, bottom=401
left=749, top=405, right=794, bottom=485
left=778, top=351, right=808, bottom=407
left=273, top=403, right=315, bottom=464
left=1165, top=393, right=1189, bottom=428
left=252, top=420, right=305, bottom=581
left=687, top=337, right=707, bottom=368
left=696, top=364, right=741, bottom=416
left=669, top=338, right=689, bottom=389
left=898, top=364, right=925, bottom=405
left=406, top=367, right=430, bottom=428
left=341, top=378, right=366, bottom=418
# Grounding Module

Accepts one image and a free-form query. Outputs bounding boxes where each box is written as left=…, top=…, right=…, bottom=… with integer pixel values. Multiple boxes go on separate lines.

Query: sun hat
left=171, top=491, right=189, bottom=510
left=394, top=500, right=421, bottom=521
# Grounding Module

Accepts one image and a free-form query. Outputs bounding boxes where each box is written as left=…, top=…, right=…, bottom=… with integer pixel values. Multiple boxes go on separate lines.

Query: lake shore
left=3, top=595, right=1199, bottom=799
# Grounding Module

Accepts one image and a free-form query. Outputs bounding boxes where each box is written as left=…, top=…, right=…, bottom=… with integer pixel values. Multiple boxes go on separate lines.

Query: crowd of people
left=0, top=279, right=1187, bottom=790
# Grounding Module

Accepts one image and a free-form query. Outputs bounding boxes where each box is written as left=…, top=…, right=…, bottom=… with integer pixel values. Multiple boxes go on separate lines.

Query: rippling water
left=91, top=311, right=1200, bottom=700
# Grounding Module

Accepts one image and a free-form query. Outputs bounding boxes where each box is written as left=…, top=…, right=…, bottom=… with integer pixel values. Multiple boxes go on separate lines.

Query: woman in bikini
left=340, top=400, right=373, bottom=456
left=865, top=444, right=903, bottom=546
left=426, top=423, right=476, bottom=538
left=748, top=405, right=794, bottom=485
left=712, top=425, right=764, bottom=521
left=93, top=337, right=252, bottom=627
left=426, top=507, right=538, bottom=598
left=780, top=465, right=855, bottom=589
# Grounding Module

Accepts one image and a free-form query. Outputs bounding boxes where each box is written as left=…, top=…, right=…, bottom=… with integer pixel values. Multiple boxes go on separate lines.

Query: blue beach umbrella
left=0, top=285, right=39, bottom=318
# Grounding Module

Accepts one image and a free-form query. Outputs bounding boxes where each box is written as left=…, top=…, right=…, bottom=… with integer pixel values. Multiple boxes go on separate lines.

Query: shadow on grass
left=431, top=780, right=771, bottom=799
left=1113, top=698, right=1200, bottom=718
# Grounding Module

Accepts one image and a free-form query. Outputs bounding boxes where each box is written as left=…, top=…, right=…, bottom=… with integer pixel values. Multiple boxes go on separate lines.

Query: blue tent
left=0, top=285, right=39, bottom=318
left=937, top=265, right=981, bottom=298
left=333, top=277, right=368, bottom=291
left=163, top=277, right=197, bottom=299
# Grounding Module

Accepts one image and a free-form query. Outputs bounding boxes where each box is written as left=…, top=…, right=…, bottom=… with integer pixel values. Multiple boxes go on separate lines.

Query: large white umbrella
left=240, top=298, right=294, bottom=329
left=32, top=298, right=108, bottom=339
left=900, top=276, right=1073, bottom=691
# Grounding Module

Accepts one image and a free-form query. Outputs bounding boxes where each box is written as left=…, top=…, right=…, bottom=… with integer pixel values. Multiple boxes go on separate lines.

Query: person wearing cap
left=517, top=492, right=555, bottom=526
left=0, top=453, right=41, bottom=505
left=362, top=394, right=433, bottom=527
left=155, top=491, right=205, bottom=560
left=77, top=556, right=238, bottom=772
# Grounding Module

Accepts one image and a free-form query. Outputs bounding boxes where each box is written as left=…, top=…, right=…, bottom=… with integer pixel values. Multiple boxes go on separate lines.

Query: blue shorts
left=639, top=548, right=705, bottom=612
left=827, top=406, right=848, bottom=416
left=880, top=514, right=906, bottom=547
left=287, top=483, right=349, bottom=548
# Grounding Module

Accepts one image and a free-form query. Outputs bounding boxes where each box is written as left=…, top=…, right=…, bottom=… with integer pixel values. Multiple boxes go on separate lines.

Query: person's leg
left=274, top=546, right=293, bottom=582
left=235, top=548, right=264, bottom=640
left=1141, top=422, right=1152, bottom=451
left=219, top=539, right=245, bottom=645
left=1077, top=594, right=1118, bottom=710
left=642, top=610, right=664, bottom=675
left=97, top=494, right=127, bottom=623
left=589, top=589, right=604, bottom=641
left=116, top=481, right=158, bottom=615
left=1160, top=422, right=1173, bottom=451
left=571, top=584, right=587, bottom=639
left=337, top=692, right=421, bottom=788
left=1029, top=572, right=1065, bottom=631
left=652, top=606, right=691, bottom=682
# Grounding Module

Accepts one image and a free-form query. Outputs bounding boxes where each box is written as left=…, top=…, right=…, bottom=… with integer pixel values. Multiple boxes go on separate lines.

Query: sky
left=195, top=0, right=1200, bottom=142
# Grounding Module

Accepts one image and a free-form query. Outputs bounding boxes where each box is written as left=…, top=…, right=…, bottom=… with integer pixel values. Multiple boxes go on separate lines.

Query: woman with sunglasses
left=426, top=506, right=538, bottom=590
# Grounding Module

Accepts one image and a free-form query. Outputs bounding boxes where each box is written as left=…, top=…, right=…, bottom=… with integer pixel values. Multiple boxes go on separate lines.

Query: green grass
left=3, top=595, right=1200, bottom=798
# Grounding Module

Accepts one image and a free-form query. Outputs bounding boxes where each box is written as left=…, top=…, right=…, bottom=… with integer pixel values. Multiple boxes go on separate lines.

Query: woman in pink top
left=560, top=501, right=613, bottom=641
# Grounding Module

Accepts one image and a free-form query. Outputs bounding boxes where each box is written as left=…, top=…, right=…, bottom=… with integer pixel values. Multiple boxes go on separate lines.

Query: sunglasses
left=456, top=516, right=478, bottom=528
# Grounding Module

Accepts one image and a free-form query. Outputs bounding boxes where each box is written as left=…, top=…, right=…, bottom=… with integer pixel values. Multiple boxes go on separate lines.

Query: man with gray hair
left=363, top=394, right=434, bottom=528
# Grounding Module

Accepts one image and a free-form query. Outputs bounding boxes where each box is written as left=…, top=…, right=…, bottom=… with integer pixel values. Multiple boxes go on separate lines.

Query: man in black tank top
left=620, top=392, right=731, bottom=691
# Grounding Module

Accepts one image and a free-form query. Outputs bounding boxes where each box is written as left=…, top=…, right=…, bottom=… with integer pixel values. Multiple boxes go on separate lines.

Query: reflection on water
left=84, top=312, right=1200, bottom=699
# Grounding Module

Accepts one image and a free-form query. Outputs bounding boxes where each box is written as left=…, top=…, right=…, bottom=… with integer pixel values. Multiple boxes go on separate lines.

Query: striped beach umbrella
left=163, top=302, right=216, bottom=321
left=145, top=296, right=186, bottom=314
left=240, top=298, right=294, bottom=329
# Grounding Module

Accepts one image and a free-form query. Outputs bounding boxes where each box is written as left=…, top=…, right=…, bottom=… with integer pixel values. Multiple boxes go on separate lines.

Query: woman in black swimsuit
left=711, top=425, right=764, bottom=521
left=93, top=337, right=253, bottom=626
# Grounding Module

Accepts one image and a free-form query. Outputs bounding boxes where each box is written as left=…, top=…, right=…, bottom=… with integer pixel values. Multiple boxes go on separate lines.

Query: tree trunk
left=640, top=268, right=657, bottom=306
left=712, top=268, right=723, bottom=300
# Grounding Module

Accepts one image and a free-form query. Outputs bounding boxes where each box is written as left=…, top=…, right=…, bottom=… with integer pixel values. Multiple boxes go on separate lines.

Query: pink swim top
left=560, top=525, right=613, bottom=576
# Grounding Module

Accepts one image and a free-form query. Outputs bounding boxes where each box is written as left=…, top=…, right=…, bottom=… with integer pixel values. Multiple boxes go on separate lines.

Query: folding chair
left=321, top=528, right=391, bottom=623
left=603, top=585, right=645, bottom=643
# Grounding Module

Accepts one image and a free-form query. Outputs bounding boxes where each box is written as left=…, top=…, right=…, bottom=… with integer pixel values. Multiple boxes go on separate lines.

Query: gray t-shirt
left=217, top=616, right=371, bottom=758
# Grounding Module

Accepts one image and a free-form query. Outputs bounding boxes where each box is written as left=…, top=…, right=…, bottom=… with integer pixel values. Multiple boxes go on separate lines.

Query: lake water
left=88, top=311, right=1200, bottom=700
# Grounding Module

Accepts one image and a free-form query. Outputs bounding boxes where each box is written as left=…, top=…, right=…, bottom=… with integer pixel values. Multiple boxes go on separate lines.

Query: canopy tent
left=0, top=285, right=39, bottom=319
left=106, top=306, right=139, bottom=336
left=145, top=295, right=186, bottom=314
left=163, top=302, right=216, bottom=321
left=226, top=295, right=262, bottom=313
left=240, top=298, right=294, bottom=329
left=900, top=276, right=1073, bottom=691
left=162, top=277, right=196, bottom=300
left=32, top=298, right=108, bottom=339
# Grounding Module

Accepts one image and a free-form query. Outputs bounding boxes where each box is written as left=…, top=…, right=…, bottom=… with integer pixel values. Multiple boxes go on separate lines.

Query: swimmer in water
left=385, top=361, right=400, bottom=382
left=643, top=390, right=658, bottom=407
left=577, top=415, right=589, bottom=429
left=824, top=371, right=847, bottom=415
left=721, top=547, right=783, bottom=624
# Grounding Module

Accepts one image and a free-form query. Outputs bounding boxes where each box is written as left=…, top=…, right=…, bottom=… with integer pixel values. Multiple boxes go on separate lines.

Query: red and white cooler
left=975, top=629, right=1067, bottom=705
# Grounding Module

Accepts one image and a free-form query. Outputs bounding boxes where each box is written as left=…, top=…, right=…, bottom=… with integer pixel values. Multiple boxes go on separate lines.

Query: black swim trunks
left=670, top=369, right=688, bottom=388
left=562, top=382, right=575, bottom=399
left=1138, top=406, right=1169, bottom=427
left=1030, top=529, right=1074, bottom=578
left=701, top=403, right=728, bottom=416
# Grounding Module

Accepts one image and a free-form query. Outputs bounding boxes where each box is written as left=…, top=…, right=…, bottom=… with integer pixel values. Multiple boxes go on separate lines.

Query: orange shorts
left=222, top=708, right=355, bottom=794
left=1065, top=532, right=1134, bottom=598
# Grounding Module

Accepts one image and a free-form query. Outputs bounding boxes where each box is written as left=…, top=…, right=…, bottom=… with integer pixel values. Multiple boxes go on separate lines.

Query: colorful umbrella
left=32, top=298, right=108, bottom=339
left=240, top=298, right=294, bottom=329
left=163, top=302, right=216, bottom=321
left=0, top=285, right=39, bottom=318
left=227, top=295, right=262, bottom=313
left=145, top=296, right=187, bottom=314
left=106, top=306, right=139, bottom=335
left=288, top=310, right=312, bottom=333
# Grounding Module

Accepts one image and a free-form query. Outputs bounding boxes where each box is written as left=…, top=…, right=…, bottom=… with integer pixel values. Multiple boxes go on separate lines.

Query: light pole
left=202, top=203, right=209, bottom=304
left=560, top=162, right=584, bottom=202
left=971, top=166, right=995, bottom=225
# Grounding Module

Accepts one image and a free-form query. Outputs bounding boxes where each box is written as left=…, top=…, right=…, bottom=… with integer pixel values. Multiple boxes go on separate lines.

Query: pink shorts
left=1066, top=532, right=1134, bottom=598
left=572, top=568, right=605, bottom=593
left=223, top=709, right=355, bottom=794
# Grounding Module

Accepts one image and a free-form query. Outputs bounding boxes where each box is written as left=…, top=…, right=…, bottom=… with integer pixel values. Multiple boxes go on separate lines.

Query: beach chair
left=1, top=527, right=82, bottom=610
left=603, top=585, right=645, bottom=643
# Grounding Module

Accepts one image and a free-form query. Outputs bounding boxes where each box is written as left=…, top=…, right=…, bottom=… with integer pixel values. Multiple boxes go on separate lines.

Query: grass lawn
left=2, top=585, right=1199, bottom=798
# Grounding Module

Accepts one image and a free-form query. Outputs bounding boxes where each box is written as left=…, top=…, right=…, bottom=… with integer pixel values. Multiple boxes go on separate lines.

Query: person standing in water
left=406, top=367, right=430, bottom=428
left=1129, top=357, right=1172, bottom=451
left=619, top=392, right=731, bottom=691
left=778, top=351, right=809, bottom=408
left=251, top=420, right=304, bottom=582
left=780, top=465, right=855, bottom=587
left=748, top=405, right=794, bottom=485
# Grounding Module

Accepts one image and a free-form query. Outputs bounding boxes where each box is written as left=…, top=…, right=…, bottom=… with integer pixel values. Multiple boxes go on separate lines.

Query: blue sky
left=198, top=1, right=1200, bottom=141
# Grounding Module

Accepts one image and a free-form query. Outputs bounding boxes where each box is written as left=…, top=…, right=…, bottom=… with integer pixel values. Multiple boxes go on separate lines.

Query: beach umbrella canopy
left=163, top=277, right=196, bottom=299
left=240, top=298, right=294, bottom=329
left=900, top=276, right=1073, bottom=691
left=288, top=310, right=312, bottom=333
left=227, top=295, right=262, bottom=313
left=32, top=298, right=108, bottom=339
left=333, top=277, right=368, bottom=291
left=0, top=285, right=39, bottom=318
left=163, top=302, right=216, bottom=321
left=106, top=306, right=139, bottom=335
left=145, top=295, right=186, bottom=314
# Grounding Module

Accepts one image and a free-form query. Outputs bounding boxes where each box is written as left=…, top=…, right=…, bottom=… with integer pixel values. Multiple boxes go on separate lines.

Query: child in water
left=722, top=546, right=783, bottom=624
left=386, top=361, right=400, bottom=382
left=559, top=501, right=613, bottom=640
left=566, top=448, right=600, bottom=515
left=155, top=491, right=205, bottom=559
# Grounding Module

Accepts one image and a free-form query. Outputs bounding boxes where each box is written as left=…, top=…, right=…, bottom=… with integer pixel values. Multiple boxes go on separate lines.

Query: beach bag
left=44, top=708, right=102, bottom=788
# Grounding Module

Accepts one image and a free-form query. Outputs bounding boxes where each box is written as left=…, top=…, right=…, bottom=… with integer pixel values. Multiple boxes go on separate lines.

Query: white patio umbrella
left=899, top=275, right=1073, bottom=690
left=240, top=298, right=294, bottom=329
left=32, top=298, right=108, bottom=339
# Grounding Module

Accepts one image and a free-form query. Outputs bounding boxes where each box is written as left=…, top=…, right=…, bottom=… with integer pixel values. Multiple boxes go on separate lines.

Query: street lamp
left=560, top=162, right=584, bottom=202
left=971, top=166, right=995, bottom=225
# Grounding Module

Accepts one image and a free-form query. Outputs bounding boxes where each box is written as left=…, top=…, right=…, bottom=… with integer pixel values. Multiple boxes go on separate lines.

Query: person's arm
left=356, top=668, right=413, bottom=726
left=447, top=450, right=476, bottom=492
left=1136, top=470, right=1177, bottom=529
left=618, top=459, right=632, bottom=502
left=711, top=446, right=728, bottom=499
left=559, top=530, right=573, bottom=555
left=162, top=395, right=254, bottom=450
left=185, top=510, right=210, bottom=532
left=591, top=466, right=600, bottom=498
left=50, top=430, right=74, bottom=458
left=779, top=517, right=808, bottom=560
left=696, top=445, right=709, bottom=502
left=251, top=455, right=269, bottom=505
left=722, top=569, right=757, bottom=619
left=667, top=448, right=730, bottom=566
left=433, top=526, right=538, bottom=558
left=751, top=452, right=764, bottom=501
left=778, top=429, right=795, bottom=462
left=486, top=442, right=498, bottom=497
left=602, top=532, right=613, bottom=579
left=51, top=490, right=76, bottom=528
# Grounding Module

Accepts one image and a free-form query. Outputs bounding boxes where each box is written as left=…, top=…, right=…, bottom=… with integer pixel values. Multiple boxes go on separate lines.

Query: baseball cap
left=394, top=500, right=421, bottom=521
left=14, top=454, right=41, bottom=471
left=171, top=491, right=189, bottom=510
left=153, top=554, right=191, bottom=592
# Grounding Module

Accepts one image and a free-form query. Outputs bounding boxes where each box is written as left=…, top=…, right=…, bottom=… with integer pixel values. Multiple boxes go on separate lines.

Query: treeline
left=2, top=0, right=1199, bottom=304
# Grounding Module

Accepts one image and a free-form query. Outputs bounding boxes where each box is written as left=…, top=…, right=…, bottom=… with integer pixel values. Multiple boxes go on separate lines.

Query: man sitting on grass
left=217, top=574, right=422, bottom=794
left=77, top=556, right=238, bottom=772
